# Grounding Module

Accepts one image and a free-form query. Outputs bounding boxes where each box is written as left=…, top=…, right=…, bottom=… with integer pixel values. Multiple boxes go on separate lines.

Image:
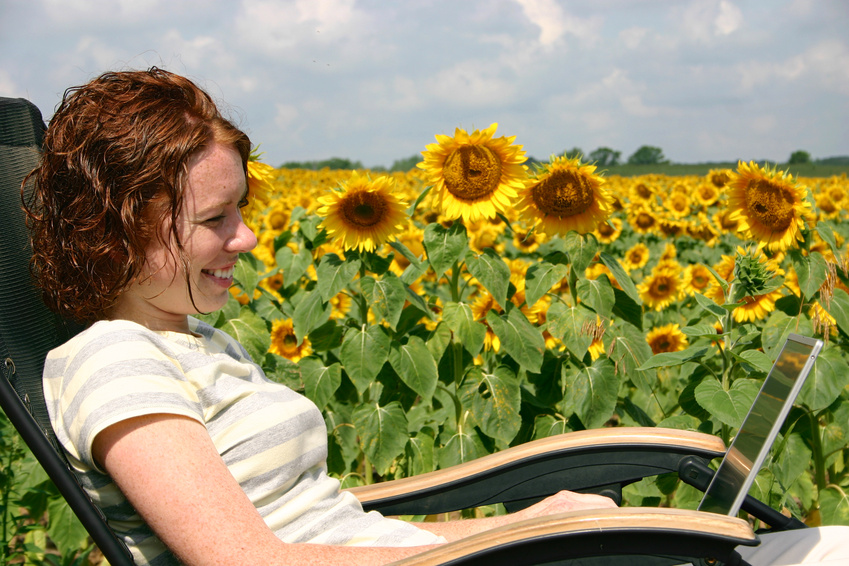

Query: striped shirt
left=43, top=317, right=441, bottom=565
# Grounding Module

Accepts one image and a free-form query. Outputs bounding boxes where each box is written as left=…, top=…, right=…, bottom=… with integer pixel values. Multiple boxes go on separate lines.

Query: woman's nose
left=229, top=218, right=258, bottom=253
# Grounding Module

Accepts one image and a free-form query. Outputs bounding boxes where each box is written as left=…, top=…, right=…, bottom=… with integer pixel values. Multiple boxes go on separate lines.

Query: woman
left=24, top=68, right=615, bottom=566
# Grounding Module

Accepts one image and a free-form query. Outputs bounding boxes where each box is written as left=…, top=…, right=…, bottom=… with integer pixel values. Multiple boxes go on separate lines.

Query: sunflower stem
left=810, top=411, right=827, bottom=493
left=449, top=260, right=461, bottom=303
left=357, top=261, right=369, bottom=327
left=720, top=282, right=735, bottom=446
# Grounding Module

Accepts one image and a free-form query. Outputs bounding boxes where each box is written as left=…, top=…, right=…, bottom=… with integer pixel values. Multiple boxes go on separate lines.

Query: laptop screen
left=698, top=333, right=823, bottom=516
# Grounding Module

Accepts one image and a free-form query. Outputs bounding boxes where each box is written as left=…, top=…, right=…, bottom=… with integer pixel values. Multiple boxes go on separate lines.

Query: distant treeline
left=278, top=149, right=849, bottom=175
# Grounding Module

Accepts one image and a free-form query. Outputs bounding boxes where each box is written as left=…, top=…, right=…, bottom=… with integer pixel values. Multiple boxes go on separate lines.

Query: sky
left=1, top=0, right=848, bottom=169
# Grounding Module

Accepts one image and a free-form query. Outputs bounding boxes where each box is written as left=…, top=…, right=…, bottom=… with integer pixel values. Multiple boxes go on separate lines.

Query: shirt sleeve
left=46, top=324, right=204, bottom=472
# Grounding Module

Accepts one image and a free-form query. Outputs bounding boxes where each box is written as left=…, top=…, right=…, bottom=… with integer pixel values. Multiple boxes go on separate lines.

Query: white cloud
left=715, top=1, right=743, bottom=35
left=620, top=27, right=649, bottom=50
left=735, top=39, right=849, bottom=94
left=0, top=69, right=22, bottom=98
left=428, top=62, right=518, bottom=107
left=513, top=0, right=601, bottom=46
left=40, top=0, right=174, bottom=25
left=234, top=0, right=358, bottom=56
left=674, top=0, right=743, bottom=43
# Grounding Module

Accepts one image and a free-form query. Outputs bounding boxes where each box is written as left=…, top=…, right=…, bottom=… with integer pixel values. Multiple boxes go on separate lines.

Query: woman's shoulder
left=47, top=319, right=187, bottom=366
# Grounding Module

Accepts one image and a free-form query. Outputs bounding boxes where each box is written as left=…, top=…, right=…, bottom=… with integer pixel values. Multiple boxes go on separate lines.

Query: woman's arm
left=93, top=414, right=436, bottom=566
left=411, top=490, right=618, bottom=542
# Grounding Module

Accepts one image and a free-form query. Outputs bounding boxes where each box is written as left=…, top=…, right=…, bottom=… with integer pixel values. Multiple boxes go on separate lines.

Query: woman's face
left=110, top=142, right=258, bottom=333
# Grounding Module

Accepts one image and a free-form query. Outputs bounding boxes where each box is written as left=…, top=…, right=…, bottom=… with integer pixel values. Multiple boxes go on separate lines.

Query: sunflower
left=245, top=159, right=277, bottom=215
left=660, top=242, right=677, bottom=262
left=646, top=324, right=689, bottom=355
left=512, top=227, right=544, bottom=254
left=628, top=205, right=659, bottom=235
left=418, top=123, right=527, bottom=223
left=469, top=220, right=505, bottom=254
left=810, top=301, right=837, bottom=337
left=695, top=182, right=721, bottom=207
left=630, top=181, right=656, bottom=204
left=316, top=171, right=408, bottom=253
left=638, top=265, right=683, bottom=310
left=725, top=161, right=814, bottom=252
left=622, top=243, right=650, bottom=273
left=733, top=290, right=782, bottom=323
left=682, top=264, right=714, bottom=296
left=263, top=202, right=290, bottom=233
left=269, top=319, right=312, bottom=362
left=668, top=192, right=691, bottom=219
left=713, top=209, right=740, bottom=235
left=593, top=217, right=623, bottom=244
left=516, top=156, right=614, bottom=235
left=658, top=218, right=686, bottom=239
left=708, top=169, right=732, bottom=189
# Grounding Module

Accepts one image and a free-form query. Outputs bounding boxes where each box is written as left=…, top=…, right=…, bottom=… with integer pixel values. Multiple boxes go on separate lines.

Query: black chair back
left=0, top=96, right=135, bottom=565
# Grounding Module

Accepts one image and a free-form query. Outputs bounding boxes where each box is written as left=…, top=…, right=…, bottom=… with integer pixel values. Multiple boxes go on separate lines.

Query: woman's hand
left=513, top=490, right=619, bottom=521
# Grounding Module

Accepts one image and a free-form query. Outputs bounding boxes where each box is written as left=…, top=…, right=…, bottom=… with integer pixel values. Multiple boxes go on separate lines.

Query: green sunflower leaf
left=276, top=245, right=314, bottom=287
left=292, top=289, right=332, bottom=342
left=299, top=357, right=342, bottom=409
left=360, top=272, right=406, bottom=330
left=221, top=306, right=272, bottom=363
left=340, top=325, right=390, bottom=393
left=789, top=249, right=828, bottom=301
left=545, top=301, right=595, bottom=360
left=353, top=401, right=409, bottom=476
left=486, top=306, right=545, bottom=373
left=599, top=252, right=642, bottom=304
left=828, top=288, right=849, bottom=336
left=798, top=345, right=849, bottom=412
left=607, top=320, right=655, bottom=394
left=564, top=232, right=600, bottom=273
left=577, top=275, right=615, bottom=318
left=443, top=302, right=486, bottom=359
left=389, top=336, right=438, bottom=402
left=564, top=358, right=619, bottom=430
left=423, top=222, right=468, bottom=280
left=465, top=248, right=511, bottom=310
left=694, top=377, right=761, bottom=429
left=316, top=253, right=361, bottom=301
left=469, top=365, right=522, bottom=445
left=524, top=261, right=570, bottom=308
left=638, top=345, right=709, bottom=371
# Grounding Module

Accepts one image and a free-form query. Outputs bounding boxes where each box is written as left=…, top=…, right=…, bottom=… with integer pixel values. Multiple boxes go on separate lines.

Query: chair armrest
left=390, top=507, right=759, bottom=566
left=349, top=427, right=726, bottom=515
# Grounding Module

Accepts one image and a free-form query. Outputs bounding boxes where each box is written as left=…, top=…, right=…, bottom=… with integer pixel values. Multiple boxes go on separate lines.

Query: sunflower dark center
left=443, top=145, right=503, bottom=201
left=341, top=192, right=386, bottom=228
left=744, top=179, right=795, bottom=231
left=531, top=169, right=594, bottom=217
left=283, top=334, right=298, bottom=347
left=635, top=212, right=656, bottom=229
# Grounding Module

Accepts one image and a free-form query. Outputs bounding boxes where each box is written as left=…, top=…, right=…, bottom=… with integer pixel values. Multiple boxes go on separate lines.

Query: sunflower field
left=207, top=124, right=849, bottom=527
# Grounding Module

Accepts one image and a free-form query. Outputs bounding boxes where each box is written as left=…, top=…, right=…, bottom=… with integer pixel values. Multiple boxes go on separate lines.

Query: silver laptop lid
left=697, top=333, right=823, bottom=516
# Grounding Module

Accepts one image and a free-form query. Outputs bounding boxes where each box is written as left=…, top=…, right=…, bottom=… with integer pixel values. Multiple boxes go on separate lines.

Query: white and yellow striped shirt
left=43, top=317, right=440, bottom=565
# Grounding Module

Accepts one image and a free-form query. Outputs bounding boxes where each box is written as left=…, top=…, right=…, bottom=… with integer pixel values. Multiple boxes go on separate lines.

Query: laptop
left=697, top=333, right=823, bottom=516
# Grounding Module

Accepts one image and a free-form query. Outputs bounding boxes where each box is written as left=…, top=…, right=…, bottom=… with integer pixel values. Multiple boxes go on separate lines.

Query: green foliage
left=279, top=156, right=365, bottom=170
left=789, top=150, right=812, bottom=164
left=1, top=408, right=94, bottom=564
left=627, top=145, right=669, bottom=165
left=588, top=147, right=622, bottom=168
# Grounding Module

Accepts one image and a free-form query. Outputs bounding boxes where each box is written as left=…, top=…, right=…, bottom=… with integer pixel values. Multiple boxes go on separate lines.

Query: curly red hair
left=24, top=68, right=252, bottom=323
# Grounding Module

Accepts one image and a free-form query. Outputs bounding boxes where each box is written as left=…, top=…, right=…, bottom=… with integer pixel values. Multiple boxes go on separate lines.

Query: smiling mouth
left=202, top=266, right=235, bottom=279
